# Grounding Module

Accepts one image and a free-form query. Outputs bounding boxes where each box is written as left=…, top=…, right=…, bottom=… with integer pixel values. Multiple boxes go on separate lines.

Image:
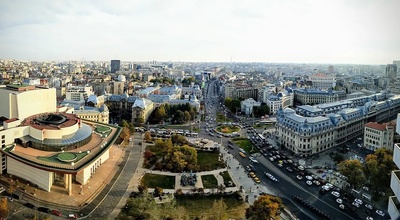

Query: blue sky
left=0, top=0, right=399, bottom=64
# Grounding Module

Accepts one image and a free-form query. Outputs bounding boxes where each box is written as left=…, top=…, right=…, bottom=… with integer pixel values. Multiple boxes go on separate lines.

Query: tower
left=110, top=60, right=121, bottom=73
left=386, top=64, right=397, bottom=80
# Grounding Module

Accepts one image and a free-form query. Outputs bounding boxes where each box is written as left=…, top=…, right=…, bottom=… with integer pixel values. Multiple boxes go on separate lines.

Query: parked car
left=352, top=202, right=360, bottom=208
left=306, top=180, right=313, bottom=186
left=331, top=191, right=340, bottom=197
left=38, top=207, right=50, bottom=213
left=68, top=214, right=78, bottom=219
left=376, top=210, right=385, bottom=217
left=354, top=198, right=363, bottom=205
left=51, top=210, right=62, bottom=216
left=285, top=167, right=293, bottom=172
left=365, top=204, right=373, bottom=210
left=336, top=198, right=343, bottom=204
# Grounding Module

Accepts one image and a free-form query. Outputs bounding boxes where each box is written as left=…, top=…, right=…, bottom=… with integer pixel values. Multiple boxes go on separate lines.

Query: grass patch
left=220, top=171, right=235, bottom=187
left=141, top=174, right=175, bottom=189
left=232, top=138, right=257, bottom=154
left=197, top=151, right=225, bottom=171
left=254, top=124, right=275, bottom=129
left=216, top=112, right=233, bottom=123
left=216, top=125, right=240, bottom=133
left=201, top=175, right=218, bottom=189
left=37, top=152, right=88, bottom=164
left=176, top=194, right=246, bottom=219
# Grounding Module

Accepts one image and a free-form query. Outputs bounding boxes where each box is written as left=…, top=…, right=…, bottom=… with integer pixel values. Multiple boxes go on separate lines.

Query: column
left=64, top=173, right=69, bottom=189
left=68, top=174, right=72, bottom=195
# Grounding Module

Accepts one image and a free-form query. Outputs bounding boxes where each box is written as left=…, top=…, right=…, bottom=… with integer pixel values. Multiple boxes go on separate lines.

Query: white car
left=365, top=204, right=373, bottom=210
left=376, top=210, right=385, bottom=217
left=306, top=180, right=313, bottom=186
left=296, top=175, right=303, bottom=180
left=305, top=176, right=313, bottom=181
left=269, top=157, right=274, bottom=162
left=325, top=183, right=334, bottom=189
left=336, top=198, right=343, bottom=204
left=249, top=157, right=259, bottom=164
left=354, top=198, right=363, bottom=205
left=298, top=166, right=305, bottom=171
left=313, top=180, right=320, bottom=186
left=331, top=191, right=340, bottom=197
left=277, top=163, right=283, bottom=167
left=352, top=202, right=360, bottom=208
left=322, top=185, right=330, bottom=191
left=339, top=204, right=345, bottom=210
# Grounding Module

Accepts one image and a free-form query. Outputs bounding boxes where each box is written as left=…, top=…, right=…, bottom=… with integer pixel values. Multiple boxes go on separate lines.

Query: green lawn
left=220, top=171, right=235, bottom=187
left=176, top=195, right=246, bottom=219
left=197, top=151, right=225, bottom=171
left=37, top=152, right=88, bottom=164
left=232, top=138, right=257, bottom=154
left=201, top=175, right=218, bottom=189
left=141, top=174, right=175, bottom=189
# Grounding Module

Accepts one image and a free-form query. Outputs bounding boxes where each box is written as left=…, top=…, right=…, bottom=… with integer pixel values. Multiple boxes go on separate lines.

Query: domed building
left=0, top=84, right=121, bottom=196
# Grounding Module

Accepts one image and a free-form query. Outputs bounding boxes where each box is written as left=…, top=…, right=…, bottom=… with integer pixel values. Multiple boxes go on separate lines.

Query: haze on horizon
left=0, top=0, right=399, bottom=65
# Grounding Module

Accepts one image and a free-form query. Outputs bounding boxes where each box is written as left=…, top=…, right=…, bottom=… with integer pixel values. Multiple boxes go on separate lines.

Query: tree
left=144, top=131, right=152, bottom=142
left=135, top=117, right=145, bottom=124
left=119, top=127, right=130, bottom=141
left=138, top=185, right=148, bottom=194
left=0, top=197, right=8, bottom=219
left=155, top=105, right=167, bottom=121
left=338, top=159, right=366, bottom=189
left=246, top=195, right=282, bottom=220
left=172, top=110, right=185, bottom=124
left=120, top=119, right=129, bottom=128
left=253, top=105, right=270, bottom=117
left=363, top=148, right=396, bottom=193
left=171, top=134, right=188, bottom=146
left=184, top=111, right=191, bottom=122
left=154, top=187, right=163, bottom=197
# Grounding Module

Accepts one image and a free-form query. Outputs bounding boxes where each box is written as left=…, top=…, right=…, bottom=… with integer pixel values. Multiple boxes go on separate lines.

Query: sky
left=0, top=0, right=399, bottom=64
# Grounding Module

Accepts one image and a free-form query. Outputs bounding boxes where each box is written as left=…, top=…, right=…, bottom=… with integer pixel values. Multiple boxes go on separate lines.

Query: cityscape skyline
left=1, top=0, right=400, bottom=64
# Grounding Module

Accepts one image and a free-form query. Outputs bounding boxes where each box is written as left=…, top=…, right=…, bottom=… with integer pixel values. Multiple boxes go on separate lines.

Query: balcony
left=391, top=170, right=400, bottom=199
left=394, top=144, right=400, bottom=168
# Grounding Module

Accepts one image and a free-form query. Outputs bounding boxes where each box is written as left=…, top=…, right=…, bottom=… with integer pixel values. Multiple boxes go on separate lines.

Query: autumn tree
left=144, top=131, right=152, bottom=142
left=0, top=197, right=8, bottom=219
left=246, top=195, right=282, bottom=220
left=363, top=148, right=396, bottom=193
left=171, top=134, right=189, bottom=146
left=338, top=159, right=366, bottom=189
left=119, top=127, right=130, bottom=141
left=154, top=187, right=163, bottom=197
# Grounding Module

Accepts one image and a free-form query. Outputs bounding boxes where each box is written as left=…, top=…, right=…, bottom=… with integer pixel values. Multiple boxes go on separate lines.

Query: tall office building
left=110, top=60, right=121, bottom=73
left=386, top=64, right=397, bottom=80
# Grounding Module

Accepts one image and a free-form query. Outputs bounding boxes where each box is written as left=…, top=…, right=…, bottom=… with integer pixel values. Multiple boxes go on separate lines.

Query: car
left=331, top=191, right=340, bottom=197
left=68, top=214, right=78, bottom=219
left=38, top=207, right=50, bottom=213
left=325, top=183, right=334, bottom=189
left=228, top=144, right=234, bottom=149
left=352, top=202, right=360, bottom=208
left=364, top=203, right=373, bottom=210
left=286, top=167, right=293, bottom=172
left=277, top=163, right=283, bottom=167
left=306, top=180, right=313, bottom=186
left=296, top=175, right=303, bottom=180
left=298, top=166, right=305, bottom=171
left=375, top=210, right=385, bottom=217
left=239, top=152, right=246, bottom=158
left=51, top=210, right=62, bottom=216
left=249, top=172, right=256, bottom=178
left=321, top=185, right=330, bottom=191
left=336, top=198, right=343, bottom=204
left=245, top=166, right=252, bottom=172
left=239, top=148, right=246, bottom=154
left=313, top=180, right=321, bottom=186
left=7, top=197, right=13, bottom=202
left=249, top=157, right=259, bottom=164
left=339, top=204, right=345, bottom=210
left=287, top=159, right=293, bottom=164
left=269, top=157, right=274, bottom=162
left=354, top=198, right=363, bottom=205
left=305, top=175, right=313, bottom=180
left=253, top=177, right=261, bottom=183
left=25, top=203, right=36, bottom=210
left=365, top=217, right=373, bottom=220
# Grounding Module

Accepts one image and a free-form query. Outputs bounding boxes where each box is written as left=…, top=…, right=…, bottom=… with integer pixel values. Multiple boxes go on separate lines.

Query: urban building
left=223, top=82, right=258, bottom=100
left=363, top=122, right=395, bottom=151
left=64, top=85, right=94, bottom=106
left=386, top=64, right=397, bottom=81
left=265, top=91, right=294, bottom=115
left=0, top=84, right=121, bottom=195
left=276, top=93, right=400, bottom=157
left=293, top=88, right=346, bottom=106
left=131, top=98, right=154, bottom=123
left=110, top=60, right=121, bottom=73
left=309, top=73, right=336, bottom=89
left=388, top=114, right=400, bottom=220
left=241, top=98, right=261, bottom=115
left=106, top=93, right=138, bottom=121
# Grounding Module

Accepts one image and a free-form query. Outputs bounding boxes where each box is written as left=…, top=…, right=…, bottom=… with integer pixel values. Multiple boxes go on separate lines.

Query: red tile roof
left=365, top=122, right=394, bottom=131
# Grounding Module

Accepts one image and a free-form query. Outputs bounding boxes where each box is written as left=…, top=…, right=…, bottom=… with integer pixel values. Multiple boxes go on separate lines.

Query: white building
left=65, top=85, right=93, bottom=103
left=364, top=122, right=395, bottom=151
left=241, top=98, right=261, bottom=115
left=309, top=73, right=336, bottom=89
left=265, top=91, right=294, bottom=115
left=388, top=114, right=400, bottom=220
